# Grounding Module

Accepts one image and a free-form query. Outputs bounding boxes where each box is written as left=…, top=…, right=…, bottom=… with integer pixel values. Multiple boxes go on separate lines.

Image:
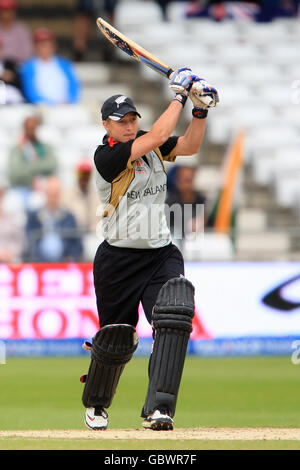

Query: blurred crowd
left=0, top=111, right=100, bottom=263
left=0, top=0, right=211, bottom=263
left=0, top=110, right=207, bottom=263
left=156, top=0, right=300, bottom=21
left=0, top=0, right=299, bottom=264
left=0, top=0, right=111, bottom=263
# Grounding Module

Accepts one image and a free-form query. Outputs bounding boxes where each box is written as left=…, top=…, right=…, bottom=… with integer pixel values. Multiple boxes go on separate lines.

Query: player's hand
left=189, top=78, right=219, bottom=109
left=169, top=67, right=199, bottom=96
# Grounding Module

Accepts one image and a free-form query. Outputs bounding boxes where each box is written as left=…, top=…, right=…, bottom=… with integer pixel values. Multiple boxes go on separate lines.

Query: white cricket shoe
left=142, top=408, right=174, bottom=431
left=85, top=407, right=108, bottom=430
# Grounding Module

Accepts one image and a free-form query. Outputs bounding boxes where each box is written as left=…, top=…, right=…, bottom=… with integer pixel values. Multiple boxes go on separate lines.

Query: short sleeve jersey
left=94, top=130, right=179, bottom=248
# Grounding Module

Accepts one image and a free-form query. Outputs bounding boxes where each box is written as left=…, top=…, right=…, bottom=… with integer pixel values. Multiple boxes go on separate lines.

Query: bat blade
left=97, top=17, right=173, bottom=78
left=96, top=17, right=214, bottom=108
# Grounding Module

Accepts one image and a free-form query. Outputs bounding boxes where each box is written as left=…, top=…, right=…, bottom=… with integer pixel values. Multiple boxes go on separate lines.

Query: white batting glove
left=169, top=67, right=196, bottom=96
left=189, top=78, right=219, bottom=110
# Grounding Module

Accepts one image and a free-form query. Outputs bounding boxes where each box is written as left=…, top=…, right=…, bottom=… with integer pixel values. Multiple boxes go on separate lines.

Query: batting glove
left=189, top=78, right=219, bottom=110
left=169, top=67, right=198, bottom=96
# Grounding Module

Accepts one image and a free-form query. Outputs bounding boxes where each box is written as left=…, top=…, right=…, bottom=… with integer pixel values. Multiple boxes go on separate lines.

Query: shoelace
left=94, top=407, right=108, bottom=418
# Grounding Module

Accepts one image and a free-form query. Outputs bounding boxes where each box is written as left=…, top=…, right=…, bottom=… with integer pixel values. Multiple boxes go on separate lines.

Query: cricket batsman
left=81, top=68, right=219, bottom=430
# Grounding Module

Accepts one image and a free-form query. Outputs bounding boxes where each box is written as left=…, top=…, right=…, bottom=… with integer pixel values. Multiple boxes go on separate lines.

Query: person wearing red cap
left=20, top=27, right=81, bottom=105
left=0, top=0, right=33, bottom=63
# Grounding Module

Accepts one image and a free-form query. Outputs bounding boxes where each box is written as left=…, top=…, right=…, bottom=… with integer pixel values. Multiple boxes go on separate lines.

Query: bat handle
left=200, top=95, right=214, bottom=107
left=168, top=70, right=214, bottom=108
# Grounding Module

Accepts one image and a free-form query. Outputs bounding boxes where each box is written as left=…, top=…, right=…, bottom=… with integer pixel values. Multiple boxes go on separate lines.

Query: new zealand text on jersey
left=127, top=184, right=167, bottom=199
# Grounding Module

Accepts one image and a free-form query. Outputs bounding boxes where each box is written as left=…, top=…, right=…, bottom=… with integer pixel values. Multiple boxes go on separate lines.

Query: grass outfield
left=0, top=356, right=300, bottom=449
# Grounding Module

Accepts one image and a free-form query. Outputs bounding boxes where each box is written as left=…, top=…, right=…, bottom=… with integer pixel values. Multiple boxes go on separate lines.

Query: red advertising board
left=0, top=263, right=208, bottom=341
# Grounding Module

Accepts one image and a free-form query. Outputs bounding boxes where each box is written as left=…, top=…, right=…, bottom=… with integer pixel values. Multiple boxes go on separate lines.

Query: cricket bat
left=96, top=17, right=213, bottom=107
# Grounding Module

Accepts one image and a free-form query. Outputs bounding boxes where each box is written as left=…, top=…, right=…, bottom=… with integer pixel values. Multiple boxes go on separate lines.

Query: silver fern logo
left=115, top=95, right=127, bottom=107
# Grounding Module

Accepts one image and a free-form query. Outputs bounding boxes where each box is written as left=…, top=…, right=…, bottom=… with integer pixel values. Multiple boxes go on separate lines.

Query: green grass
left=1, top=438, right=300, bottom=450
left=0, top=356, right=299, bottom=449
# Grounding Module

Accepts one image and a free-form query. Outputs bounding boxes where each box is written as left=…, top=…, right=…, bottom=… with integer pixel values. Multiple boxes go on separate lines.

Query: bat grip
left=200, top=95, right=214, bottom=107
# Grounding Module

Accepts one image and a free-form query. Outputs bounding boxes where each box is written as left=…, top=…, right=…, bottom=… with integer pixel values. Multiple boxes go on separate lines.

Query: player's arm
left=130, top=99, right=184, bottom=162
left=172, top=117, right=207, bottom=156
left=130, top=67, right=201, bottom=162
left=168, top=71, right=219, bottom=156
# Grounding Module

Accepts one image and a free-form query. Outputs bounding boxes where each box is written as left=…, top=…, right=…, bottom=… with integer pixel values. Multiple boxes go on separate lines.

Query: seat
left=81, top=84, right=132, bottom=107
left=264, top=43, right=300, bottom=65
left=240, top=21, right=290, bottom=46
left=0, top=104, right=35, bottom=130
left=64, top=125, right=106, bottom=155
left=55, top=146, right=83, bottom=186
left=247, top=126, right=300, bottom=185
left=232, top=63, right=281, bottom=86
left=134, top=21, right=186, bottom=53
left=36, top=125, right=64, bottom=147
left=216, top=83, right=256, bottom=108
left=236, top=208, right=267, bottom=232
left=274, top=147, right=300, bottom=172
left=272, top=147, right=300, bottom=207
left=207, top=103, right=273, bottom=146
left=215, top=43, right=263, bottom=65
left=0, top=148, right=9, bottom=174
left=258, top=83, right=295, bottom=107
left=1, top=188, right=26, bottom=225
left=42, top=104, right=93, bottom=130
left=183, top=232, right=234, bottom=261
left=236, top=232, right=290, bottom=257
left=115, top=0, right=163, bottom=32
left=160, top=43, right=211, bottom=73
left=282, top=105, right=300, bottom=126
left=74, top=63, right=111, bottom=87
left=0, top=128, right=13, bottom=148
left=274, top=173, right=300, bottom=208
left=189, top=20, right=239, bottom=45
left=194, top=166, right=222, bottom=198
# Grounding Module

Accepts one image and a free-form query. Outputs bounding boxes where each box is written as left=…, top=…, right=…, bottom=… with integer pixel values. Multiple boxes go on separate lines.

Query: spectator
left=25, top=176, right=84, bottom=262
left=165, top=165, right=206, bottom=241
left=62, top=159, right=101, bottom=234
left=184, top=0, right=300, bottom=22
left=0, top=0, right=33, bottom=63
left=0, top=178, right=24, bottom=262
left=73, top=0, right=119, bottom=61
left=0, top=31, right=24, bottom=103
left=8, top=115, right=58, bottom=199
left=20, top=27, right=81, bottom=105
left=154, top=0, right=176, bottom=20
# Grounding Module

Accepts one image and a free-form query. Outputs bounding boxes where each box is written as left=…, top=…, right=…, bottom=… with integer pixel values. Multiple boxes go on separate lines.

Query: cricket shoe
left=85, top=407, right=108, bottom=430
left=142, top=408, right=174, bottom=431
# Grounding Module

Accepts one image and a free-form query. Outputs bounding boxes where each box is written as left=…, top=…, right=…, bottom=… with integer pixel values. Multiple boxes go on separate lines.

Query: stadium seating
left=1, top=0, right=300, bottom=262
left=41, top=104, right=93, bottom=130
left=183, top=232, right=235, bottom=261
left=114, top=0, right=163, bottom=33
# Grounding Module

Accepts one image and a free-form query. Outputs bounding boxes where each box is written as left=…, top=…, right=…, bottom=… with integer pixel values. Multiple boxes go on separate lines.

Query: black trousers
left=93, top=240, right=185, bottom=328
